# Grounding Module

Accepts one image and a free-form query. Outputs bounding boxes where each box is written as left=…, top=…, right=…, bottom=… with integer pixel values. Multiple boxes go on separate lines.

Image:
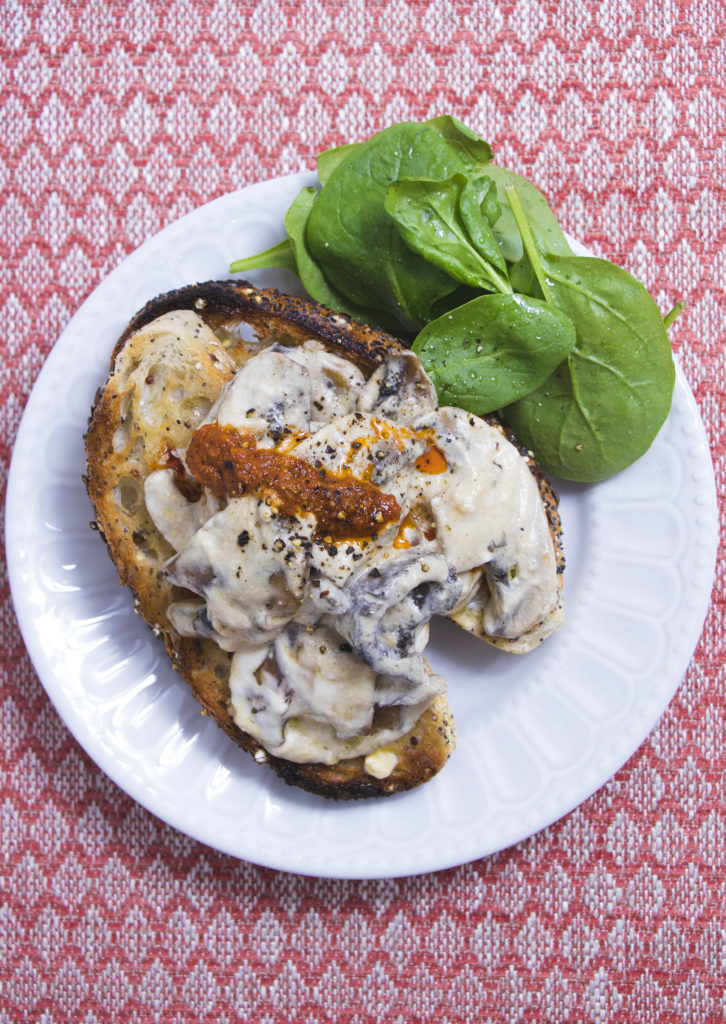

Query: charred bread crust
left=113, top=278, right=404, bottom=371
left=86, top=280, right=559, bottom=798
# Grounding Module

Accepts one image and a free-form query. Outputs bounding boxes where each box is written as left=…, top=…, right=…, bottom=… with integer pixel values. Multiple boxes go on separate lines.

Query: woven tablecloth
left=2, top=2, right=724, bottom=1021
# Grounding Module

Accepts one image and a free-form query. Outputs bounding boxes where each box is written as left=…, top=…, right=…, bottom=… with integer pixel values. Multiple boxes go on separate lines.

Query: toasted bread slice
left=86, top=280, right=563, bottom=799
left=86, top=281, right=459, bottom=799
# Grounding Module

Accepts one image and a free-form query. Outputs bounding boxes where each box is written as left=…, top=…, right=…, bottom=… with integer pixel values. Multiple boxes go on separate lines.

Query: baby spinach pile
left=231, top=117, right=677, bottom=482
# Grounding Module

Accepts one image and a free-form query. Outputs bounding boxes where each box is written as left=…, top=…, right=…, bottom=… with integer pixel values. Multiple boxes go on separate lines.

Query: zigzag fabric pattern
left=1, top=1, right=724, bottom=1022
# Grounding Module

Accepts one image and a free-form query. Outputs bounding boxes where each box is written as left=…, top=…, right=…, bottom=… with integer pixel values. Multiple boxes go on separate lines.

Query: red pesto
left=185, top=423, right=401, bottom=541
left=160, top=447, right=202, bottom=502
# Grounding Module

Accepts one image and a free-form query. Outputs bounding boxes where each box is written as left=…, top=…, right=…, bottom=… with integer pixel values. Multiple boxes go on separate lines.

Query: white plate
left=6, top=173, right=718, bottom=879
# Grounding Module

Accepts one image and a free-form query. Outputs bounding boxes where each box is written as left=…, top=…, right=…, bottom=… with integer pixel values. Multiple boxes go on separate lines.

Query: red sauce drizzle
left=185, top=423, right=401, bottom=541
left=160, top=447, right=202, bottom=502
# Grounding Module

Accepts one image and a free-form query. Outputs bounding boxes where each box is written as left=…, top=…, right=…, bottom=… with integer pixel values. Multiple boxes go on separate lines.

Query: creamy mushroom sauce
left=143, top=321, right=562, bottom=770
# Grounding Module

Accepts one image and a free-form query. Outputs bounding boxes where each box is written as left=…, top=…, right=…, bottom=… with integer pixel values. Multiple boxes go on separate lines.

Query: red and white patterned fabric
left=2, top=2, right=724, bottom=1021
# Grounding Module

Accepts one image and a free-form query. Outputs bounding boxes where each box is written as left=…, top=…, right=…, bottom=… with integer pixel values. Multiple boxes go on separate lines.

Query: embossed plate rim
left=6, top=173, right=719, bottom=879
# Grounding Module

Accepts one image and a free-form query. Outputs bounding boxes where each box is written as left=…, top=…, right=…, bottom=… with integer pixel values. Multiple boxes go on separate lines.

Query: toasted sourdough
left=86, top=280, right=562, bottom=799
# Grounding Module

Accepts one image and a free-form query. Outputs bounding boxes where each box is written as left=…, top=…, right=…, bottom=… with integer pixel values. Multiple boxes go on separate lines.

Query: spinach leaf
left=506, top=250, right=541, bottom=297
left=502, top=188, right=675, bottom=481
left=317, top=141, right=362, bottom=185
left=484, top=165, right=575, bottom=263
left=231, top=187, right=397, bottom=330
left=425, top=114, right=494, bottom=165
left=306, top=121, right=493, bottom=331
left=459, top=176, right=502, bottom=256
left=385, top=174, right=510, bottom=294
left=283, top=187, right=399, bottom=327
left=412, top=293, right=577, bottom=415
left=230, top=237, right=298, bottom=275
left=232, top=118, right=496, bottom=331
